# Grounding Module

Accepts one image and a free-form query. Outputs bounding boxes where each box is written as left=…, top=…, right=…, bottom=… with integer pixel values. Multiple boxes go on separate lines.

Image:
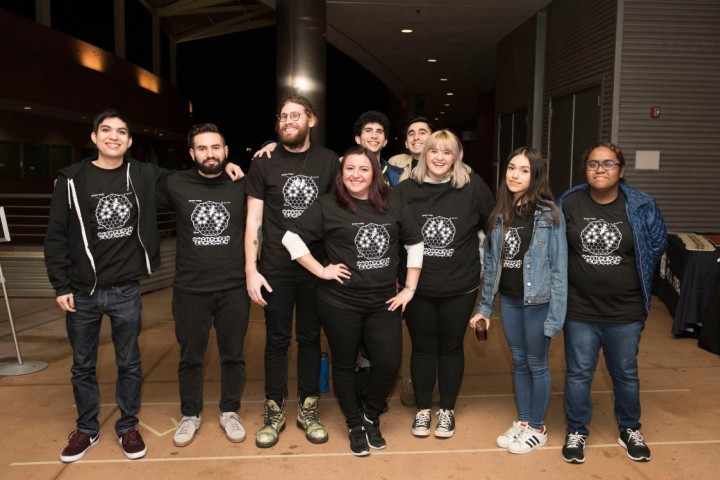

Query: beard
left=278, top=122, right=311, bottom=150
left=196, top=156, right=226, bottom=175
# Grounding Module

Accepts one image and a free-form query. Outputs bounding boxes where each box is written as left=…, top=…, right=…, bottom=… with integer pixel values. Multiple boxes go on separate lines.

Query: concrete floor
left=1, top=288, right=719, bottom=480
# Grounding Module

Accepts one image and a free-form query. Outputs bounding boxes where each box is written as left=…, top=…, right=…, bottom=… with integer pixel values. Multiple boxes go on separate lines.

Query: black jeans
left=172, top=286, right=250, bottom=416
left=404, top=290, right=477, bottom=410
left=318, top=299, right=402, bottom=428
left=263, top=274, right=321, bottom=403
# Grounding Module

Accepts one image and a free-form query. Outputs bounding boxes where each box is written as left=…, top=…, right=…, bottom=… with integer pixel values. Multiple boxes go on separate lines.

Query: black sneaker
left=434, top=409, right=455, bottom=438
left=118, top=428, right=147, bottom=460
left=562, top=432, right=586, bottom=464
left=618, top=428, right=651, bottom=462
left=60, top=430, right=99, bottom=463
left=362, top=414, right=386, bottom=449
left=349, top=426, right=370, bottom=457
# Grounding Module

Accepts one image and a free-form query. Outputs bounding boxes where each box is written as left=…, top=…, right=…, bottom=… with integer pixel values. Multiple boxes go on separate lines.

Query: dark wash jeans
left=564, top=318, right=645, bottom=436
left=172, top=286, right=250, bottom=416
left=262, top=274, right=321, bottom=404
left=67, top=280, right=142, bottom=435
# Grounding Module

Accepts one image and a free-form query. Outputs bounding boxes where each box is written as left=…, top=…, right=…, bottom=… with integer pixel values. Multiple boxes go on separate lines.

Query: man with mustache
left=157, top=123, right=250, bottom=448
left=245, top=95, right=339, bottom=448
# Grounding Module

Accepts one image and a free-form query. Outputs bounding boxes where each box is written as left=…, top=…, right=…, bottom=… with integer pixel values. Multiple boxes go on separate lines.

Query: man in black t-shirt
left=157, top=123, right=250, bottom=448
left=245, top=95, right=338, bottom=448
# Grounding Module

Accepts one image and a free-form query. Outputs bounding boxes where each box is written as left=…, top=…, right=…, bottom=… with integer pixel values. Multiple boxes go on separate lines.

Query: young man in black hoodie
left=157, top=123, right=249, bottom=448
left=44, top=109, right=164, bottom=462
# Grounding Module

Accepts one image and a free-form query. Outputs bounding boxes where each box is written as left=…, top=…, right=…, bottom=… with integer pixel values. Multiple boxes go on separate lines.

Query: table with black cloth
left=657, top=234, right=720, bottom=354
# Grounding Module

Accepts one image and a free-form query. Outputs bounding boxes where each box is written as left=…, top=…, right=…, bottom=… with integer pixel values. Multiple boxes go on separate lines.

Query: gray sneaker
left=256, top=399, right=286, bottom=448
left=220, top=412, right=246, bottom=443
left=173, top=415, right=201, bottom=447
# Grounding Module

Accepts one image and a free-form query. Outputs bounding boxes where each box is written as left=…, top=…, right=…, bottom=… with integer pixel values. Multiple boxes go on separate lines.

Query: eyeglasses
left=586, top=160, right=621, bottom=170
left=277, top=111, right=304, bottom=122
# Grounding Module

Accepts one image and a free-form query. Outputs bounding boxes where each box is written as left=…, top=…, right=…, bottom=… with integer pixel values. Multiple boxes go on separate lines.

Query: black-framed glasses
left=586, top=160, right=621, bottom=170
left=277, top=111, right=304, bottom=122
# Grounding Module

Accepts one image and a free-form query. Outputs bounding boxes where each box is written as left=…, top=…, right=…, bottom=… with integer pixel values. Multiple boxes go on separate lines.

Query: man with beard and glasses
left=157, top=123, right=250, bottom=448
left=245, top=95, right=339, bottom=448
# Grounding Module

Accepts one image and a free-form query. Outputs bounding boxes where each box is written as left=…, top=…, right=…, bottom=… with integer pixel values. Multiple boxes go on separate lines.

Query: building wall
left=618, top=0, right=720, bottom=231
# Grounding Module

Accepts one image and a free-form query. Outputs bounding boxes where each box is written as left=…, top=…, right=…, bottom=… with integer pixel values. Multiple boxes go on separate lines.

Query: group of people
left=44, top=96, right=667, bottom=464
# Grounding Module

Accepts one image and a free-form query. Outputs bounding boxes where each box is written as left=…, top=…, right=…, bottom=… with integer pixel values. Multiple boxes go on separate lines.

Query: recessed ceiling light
left=444, top=103, right=450, bottom=107
left=446, top=92, right=454, bottom=96
left=401, top=29, right=413, bottom=33
left=23, top=106, right=32, bottom=110
left=434, top=117, right=440, bottom=121
left=440, top=78, right=448, bottom=81
left=440, top=112, right=445, bottom=115
left=427, top=58, right=437, bottom=63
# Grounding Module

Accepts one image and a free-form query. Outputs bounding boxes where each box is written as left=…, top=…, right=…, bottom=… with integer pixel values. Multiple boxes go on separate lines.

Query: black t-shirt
left=290, top=194, right=423, bottom=312
left=246, top=144, right=339, bottom=276
left=393, top=173, right=495, bottom=296
left=85, top=161, right=146, bottom=286
left=563, top=189, right=644, bottom=322
left=498, top=212, right=534, bottom=299
left=157, top=169, right=246, bottom=293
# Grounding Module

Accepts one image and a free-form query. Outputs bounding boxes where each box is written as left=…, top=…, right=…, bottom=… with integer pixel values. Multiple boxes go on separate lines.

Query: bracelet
left=321, top=267, right=326, bottom=279
left=404, top=285, right=416, bottom=292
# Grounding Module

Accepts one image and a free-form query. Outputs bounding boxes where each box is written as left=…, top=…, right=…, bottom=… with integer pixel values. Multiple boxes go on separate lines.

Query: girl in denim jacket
left=470, top=147, right=567, bottom=454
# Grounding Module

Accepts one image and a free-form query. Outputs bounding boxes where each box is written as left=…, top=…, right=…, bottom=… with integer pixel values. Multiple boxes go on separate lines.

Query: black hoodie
left=44, top=158, right=171, bottom=296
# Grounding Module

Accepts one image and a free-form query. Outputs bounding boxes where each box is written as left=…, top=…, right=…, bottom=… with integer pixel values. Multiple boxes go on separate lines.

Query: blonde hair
left=412, top=129, right=471, bottom=189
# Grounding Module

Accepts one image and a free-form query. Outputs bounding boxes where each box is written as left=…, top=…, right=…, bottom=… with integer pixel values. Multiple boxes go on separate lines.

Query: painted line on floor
left=10, top=439, right=720, bottom=466
left=90, top=389, right=692, bottom=408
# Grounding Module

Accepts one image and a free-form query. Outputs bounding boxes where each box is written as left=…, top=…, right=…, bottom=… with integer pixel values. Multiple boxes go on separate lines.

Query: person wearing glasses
left=557, top=142, right=667, bottom=464
left=245, top=95, right=339, bottom=448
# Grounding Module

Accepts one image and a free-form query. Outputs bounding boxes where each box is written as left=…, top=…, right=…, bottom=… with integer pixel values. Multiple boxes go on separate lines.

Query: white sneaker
left=220, top=412, right=246, bottom=443
left=496, top=421, right=527, bottom=449
left=508, top=426, right=547, bottom=454
left=173, top=415, right=201, bottom=447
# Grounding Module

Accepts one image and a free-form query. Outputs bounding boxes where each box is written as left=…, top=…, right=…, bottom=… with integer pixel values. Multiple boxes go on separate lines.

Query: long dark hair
left=487, top=147, right=560, bottom=236
left=334, top=145, right=391, bottom=214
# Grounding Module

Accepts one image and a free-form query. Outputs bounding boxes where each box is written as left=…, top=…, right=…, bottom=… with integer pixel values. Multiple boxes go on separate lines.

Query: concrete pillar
left=276, top=0, right=327, bottom=146
left=35, top=0, right=51, bottom=27
left=114, top=0, right=126, bottom=59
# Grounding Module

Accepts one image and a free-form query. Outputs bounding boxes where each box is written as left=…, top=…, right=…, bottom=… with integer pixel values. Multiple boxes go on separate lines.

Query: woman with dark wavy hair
left=471, top=147, right=567, bottom=454
left=282, top=145, right=424, bottom=456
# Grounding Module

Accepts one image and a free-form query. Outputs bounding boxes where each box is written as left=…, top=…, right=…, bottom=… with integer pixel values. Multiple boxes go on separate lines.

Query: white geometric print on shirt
left=580, top=219, right=622, bottom=265
left=282, top=174, right=319, bottom=218
left=354, top=223, right=391, bottom=270
left=95, top=193, right=133, bottom=240
left=421, top=216, right=456, bottom=257
left=502, top=227, right=522, bottom=268
left=191, top=201, right=231, bottom=246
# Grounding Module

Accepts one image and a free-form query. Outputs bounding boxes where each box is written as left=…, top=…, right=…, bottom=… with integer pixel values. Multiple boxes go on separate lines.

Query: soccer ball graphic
left=421, top=216, right=456, bottom=248
left=581, top=219, right=621, bottom=255
left=95, top=194, right=131, bottom=230
left=355, top=223, right=390, bottom=259
left=283, top=175, right=318, bottom=210
left=191, top=201, right=230, bottom=236
left=503, top=227, right=521, bottom=259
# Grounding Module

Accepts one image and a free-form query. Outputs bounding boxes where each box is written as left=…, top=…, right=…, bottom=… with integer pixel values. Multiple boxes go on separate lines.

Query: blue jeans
left=563, top=318, right=644, bottom=435
left=500, top=295, right=552, bottom=429
left=67, top=280, right=142, bottom=435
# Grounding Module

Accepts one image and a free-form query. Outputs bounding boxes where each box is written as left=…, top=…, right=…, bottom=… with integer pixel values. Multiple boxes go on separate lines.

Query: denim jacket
left=476, top=206, right=568, bottom=338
